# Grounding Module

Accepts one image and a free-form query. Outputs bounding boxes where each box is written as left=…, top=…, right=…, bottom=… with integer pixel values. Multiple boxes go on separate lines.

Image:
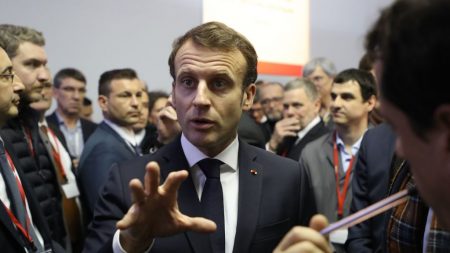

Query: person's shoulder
left=364, top=123, right=395, bottom=139
left=304, top=133, right=330, bottom=151
left=45, top=111, right=58, bottom=122
left=80, top=117, right=98, bottom=128
left=244, top=141, right=300, bottom=168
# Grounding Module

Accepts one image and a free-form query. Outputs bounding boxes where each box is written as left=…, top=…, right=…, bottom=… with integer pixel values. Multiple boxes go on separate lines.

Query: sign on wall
left=203, top=0, right=310, bottom=76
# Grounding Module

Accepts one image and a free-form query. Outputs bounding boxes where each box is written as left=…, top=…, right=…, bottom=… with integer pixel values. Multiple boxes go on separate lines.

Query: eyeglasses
left=0, top=73, right=14, bottom=84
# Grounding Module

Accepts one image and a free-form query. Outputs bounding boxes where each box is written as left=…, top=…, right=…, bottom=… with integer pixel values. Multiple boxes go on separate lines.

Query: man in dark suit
left=77, top=68, right=145, bottom=223
left=0, top=47, right=64, bottom=252
left=345, top=123, right=396, bottom=252
left=0, top=24, right=69, bottom=249
left=267, top=78, right=328, bottom=160
left=276, top=1, right=450, bottom=252
left=46, top=68, right=97, bottom=168
left=258, top=81, right=284, bottom=141
left=83, top=21, right=317, bottom=253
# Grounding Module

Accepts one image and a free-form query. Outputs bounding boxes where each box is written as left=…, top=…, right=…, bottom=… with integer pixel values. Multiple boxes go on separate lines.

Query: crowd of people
left=0, top=0, right=449, bottom=252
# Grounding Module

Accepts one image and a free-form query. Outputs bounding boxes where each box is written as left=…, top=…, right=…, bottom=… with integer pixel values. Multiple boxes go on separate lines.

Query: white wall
left=2, top=0, right=391, bottom=122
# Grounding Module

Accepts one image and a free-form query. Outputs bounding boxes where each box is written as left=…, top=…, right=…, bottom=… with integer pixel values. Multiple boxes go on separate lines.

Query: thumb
left=309, top=214, right=329, bottom=232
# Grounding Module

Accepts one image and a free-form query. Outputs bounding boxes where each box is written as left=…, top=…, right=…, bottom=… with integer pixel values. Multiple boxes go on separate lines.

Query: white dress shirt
left=104, top=119, right=140, bottom=153
left=335, top=133, right=364, bottom=173
left=113, top=134, right=240, bottom=253
left=294, top=116, right=321, bottom=145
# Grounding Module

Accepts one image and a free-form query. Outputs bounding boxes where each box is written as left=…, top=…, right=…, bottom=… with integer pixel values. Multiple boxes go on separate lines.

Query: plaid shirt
left=386, top=162, right=450, bottom=252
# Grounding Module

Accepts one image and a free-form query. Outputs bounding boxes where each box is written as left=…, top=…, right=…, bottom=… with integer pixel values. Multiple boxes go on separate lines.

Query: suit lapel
left=161, top=139, right=212, bottom=253
left=0, top=203, right=25, bottom=247
left=99, top=122, right=136, bottom=156
left=233, top=141, right=263, bottom=253
left=323, top=134, right=335, bottom=173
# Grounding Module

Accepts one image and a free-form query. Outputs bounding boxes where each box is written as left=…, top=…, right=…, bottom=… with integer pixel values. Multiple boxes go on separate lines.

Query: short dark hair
left=98, top=68, right=138, bottom=96
left=53, top=68, right=86, bottom=88
left=148, top=90, right=169, bottom=112
left=358, top=52, right=375, bottom=72
left=333, top=68, right=377, bottom=101
left=168, top=21, right=258, bottom=89
left=0, top=24, right=45, bottom=59
left=368, top=0, right=450, bottom=136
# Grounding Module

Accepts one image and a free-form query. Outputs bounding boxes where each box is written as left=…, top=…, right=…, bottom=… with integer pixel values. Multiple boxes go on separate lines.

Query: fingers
left=309, top=214, right=329, bottom=232
left=182, top=216, right=217, bottom=233
left=129, top=179, right=146, bottom=204
left=162, top=170, right=189, bottom=196
left=145, top=161, right=161, bottom=196
left=274, top=215, right=331, bottom=253
left=116, top=204, right=139, bottom=230
left=159, top=106, right=177, bottom=121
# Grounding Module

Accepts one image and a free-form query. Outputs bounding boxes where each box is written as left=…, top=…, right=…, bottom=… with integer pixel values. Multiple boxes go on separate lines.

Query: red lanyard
left=2, top=151, right=36, bottom=249
left=23, top=127, right=35, bottom=158
left=44, top=127, right=67, bottom=182
left=333, top=132, right=355, bottom=218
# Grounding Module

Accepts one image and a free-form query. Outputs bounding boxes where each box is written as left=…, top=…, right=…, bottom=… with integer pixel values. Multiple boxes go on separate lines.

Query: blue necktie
left=198, top=158, right=225, bottom=253
left=0, top=138, right=43, bottom=252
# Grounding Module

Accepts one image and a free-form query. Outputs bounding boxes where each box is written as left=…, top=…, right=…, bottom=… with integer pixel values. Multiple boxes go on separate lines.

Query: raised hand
left=117, top=161, right=216, bottom=252
left=268, top=117, right=300, bottom=151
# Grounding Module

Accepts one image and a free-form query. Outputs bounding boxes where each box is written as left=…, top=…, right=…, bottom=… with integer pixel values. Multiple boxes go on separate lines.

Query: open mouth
left=191, top=118, right=215, bottom=129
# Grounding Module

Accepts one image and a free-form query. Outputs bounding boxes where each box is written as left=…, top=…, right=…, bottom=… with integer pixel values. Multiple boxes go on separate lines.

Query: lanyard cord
left=332, top=131, right=355, bottom=218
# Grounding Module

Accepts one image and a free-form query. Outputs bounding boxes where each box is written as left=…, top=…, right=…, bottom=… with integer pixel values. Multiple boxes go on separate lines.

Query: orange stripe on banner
left=258, top=62, right=303, bottom=76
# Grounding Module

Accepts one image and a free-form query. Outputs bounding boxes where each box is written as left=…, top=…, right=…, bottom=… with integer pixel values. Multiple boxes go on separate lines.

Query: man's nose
left=192, top=81, right=211, bottom=106
left=13, top=73, right=25, bottom=92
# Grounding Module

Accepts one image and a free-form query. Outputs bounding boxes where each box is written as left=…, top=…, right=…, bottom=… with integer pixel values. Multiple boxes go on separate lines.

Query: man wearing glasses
left=0, top=24, right=69, bottom=250
left=258, top=81, right=284, bottom=140
left=0, top=46, right=64, bottom=252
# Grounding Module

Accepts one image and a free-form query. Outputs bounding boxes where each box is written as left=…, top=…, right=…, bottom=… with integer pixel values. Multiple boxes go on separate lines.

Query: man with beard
left=0, top=24, right=69, bottom=250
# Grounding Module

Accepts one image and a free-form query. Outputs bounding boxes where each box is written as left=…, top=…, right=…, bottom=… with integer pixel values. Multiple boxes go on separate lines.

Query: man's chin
left=24, top=93, right=43, bottom=104
left=7, top=108, right=19, bottom=118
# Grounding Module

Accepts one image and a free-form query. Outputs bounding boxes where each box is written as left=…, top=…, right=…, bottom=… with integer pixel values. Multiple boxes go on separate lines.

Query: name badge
left=62, top=182, right=80, bottom=199
left=329, top=228, right=348, bottom=244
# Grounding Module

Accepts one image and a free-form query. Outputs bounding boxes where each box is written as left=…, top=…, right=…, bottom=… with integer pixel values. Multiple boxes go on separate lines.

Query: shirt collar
left=181, top=133, right=238, bottom=172
left=297, top=116, right=321, bottom=140
left=335, top=132, right=364, bottom=156
left=103, top=119, right=139, bottom=146
left=134, top=128, right=146, bottom=144
left=55, top=111, right=81, bottom=129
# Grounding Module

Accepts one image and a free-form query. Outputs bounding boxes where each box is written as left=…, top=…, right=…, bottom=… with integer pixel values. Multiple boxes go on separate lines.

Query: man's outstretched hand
left=117, top=161, right=216, bottom=252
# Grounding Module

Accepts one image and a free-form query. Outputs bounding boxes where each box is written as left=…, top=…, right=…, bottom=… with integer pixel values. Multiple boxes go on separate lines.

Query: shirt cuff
left=265, top=142, right=275, bottom=153
left=112, top=229, right=154, bottom=253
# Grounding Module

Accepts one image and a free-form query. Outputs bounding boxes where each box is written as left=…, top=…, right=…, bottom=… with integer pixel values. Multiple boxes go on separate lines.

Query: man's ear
left=170, top=82, right=176, bottom=109
left=242, top=83, right=256, bottom=110
left=366, top=94, right=377, bottom=112
left=434, top=105, right=450, bottom=152
left=98, top=95, right=108, bottom=112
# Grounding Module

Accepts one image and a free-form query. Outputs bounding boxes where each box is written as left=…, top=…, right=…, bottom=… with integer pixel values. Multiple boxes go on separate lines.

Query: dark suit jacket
left=277, top=120, right=329, bottom=161
left=345, top=123, right=396, bottom=253
left=76, top=121, right=138, bottom=222
left=237, top=112, right=267, bottom=149
left=46, top=111, right=98, bottom=151
left=0, top=139, right=64, bottom=253
left=83, top=137, right=317, bottom=253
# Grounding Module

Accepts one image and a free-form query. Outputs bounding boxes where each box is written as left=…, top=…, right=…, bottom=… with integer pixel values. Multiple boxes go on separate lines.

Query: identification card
left=62, top=182, right=80, bottom=199
left=329, top=228, right=348, bottom=244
